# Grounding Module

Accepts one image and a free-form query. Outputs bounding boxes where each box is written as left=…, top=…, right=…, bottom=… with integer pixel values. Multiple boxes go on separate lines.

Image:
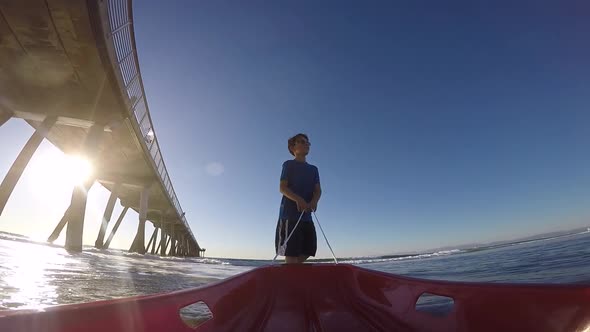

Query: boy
left=275, top=133, right=322, bottom=264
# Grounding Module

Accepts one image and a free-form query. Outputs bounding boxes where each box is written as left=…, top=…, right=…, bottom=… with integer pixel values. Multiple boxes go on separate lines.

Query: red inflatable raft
left=1, top=264, right=588, bottom=331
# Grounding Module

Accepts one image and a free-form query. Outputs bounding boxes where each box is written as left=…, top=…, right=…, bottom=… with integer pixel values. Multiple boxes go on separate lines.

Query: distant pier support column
left=155, top=239, right=161, bottom=255
left=159, top=225, right=168, bottom=256
left=47, top=178, right=95, bottom=243
left=0, top=116, right=56, bottom=216
left=178, top=236, right=183, bottom=256
left=104, top=206, right=129, bottom=249
left=169, top=226, right=177, bottom=256
left=0, top=109, right=12, bottom=127
left=179, top=235, right=186, bottom=256
left=65, top=124, right=104, bottom=252
left=186, top=239, right=191, bottom=257
left=176, top=235, right=183, bottom=256
left=165, top=236, right=172, bottom=255
left=189, top=243, right=196, bottom=257
left=129, top=186, right=150, bottom=254
left=151, top=214, right=163, bottom=254
left=146, top=225, right=158, bottom=255
left=186, top=242, right=192, bottom=257
left=95, top=184, right=120, bottom=248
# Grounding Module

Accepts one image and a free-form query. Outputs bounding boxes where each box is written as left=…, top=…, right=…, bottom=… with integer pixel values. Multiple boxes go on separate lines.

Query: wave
left=0, top=231, right=29, bottom=242
left=340, top=249, right=464, bottom=265
left=1, top=229, right=586, bottom=268
left=468, top=229, right=590, bottom=253
left=0, top=232, right=64, bottom=249
left=190, top=258, right=230, bottom=265
left=179, top=249, right=468, bottom=267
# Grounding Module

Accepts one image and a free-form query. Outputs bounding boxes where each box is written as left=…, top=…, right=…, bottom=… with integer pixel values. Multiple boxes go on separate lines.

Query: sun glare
left=29, top=150, right=94, bottom=188
left=3, top=241, right=65, bottom=309
left=64, top=155, right=93, bottom=185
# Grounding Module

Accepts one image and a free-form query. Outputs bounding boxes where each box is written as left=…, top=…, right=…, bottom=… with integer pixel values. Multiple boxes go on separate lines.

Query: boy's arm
left=310, top=167, right=321, bottom=211
left=310, top=183, right=321, bottom=211
left=280, top=180, right=308, bottom=211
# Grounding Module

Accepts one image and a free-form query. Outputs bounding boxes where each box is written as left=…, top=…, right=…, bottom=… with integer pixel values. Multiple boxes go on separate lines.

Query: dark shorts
left=275, top=219, right=317, bottom=257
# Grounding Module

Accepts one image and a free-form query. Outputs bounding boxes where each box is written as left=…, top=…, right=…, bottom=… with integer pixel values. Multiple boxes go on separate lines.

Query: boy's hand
left=296, top=198, right=310, bottom=212
left=310, top=201, right=318, bottom=212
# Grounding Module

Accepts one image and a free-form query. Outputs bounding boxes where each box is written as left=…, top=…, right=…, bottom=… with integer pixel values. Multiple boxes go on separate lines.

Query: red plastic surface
left=0, top=264, right=589, bottom=331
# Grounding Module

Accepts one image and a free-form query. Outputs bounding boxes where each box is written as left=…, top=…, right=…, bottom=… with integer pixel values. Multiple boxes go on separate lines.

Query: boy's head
left=288, top=133, right=311, bottom=156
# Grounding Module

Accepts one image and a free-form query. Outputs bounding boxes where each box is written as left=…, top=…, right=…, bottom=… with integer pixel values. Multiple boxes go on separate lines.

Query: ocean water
left=0, top=230, right=588, bottom=312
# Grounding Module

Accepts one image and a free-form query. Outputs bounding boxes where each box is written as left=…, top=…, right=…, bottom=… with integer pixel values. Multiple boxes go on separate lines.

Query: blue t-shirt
left=279, top=160, right=320, bottom=222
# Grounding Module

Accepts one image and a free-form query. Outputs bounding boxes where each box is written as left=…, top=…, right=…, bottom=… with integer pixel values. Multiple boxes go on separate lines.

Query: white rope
left=312, top=211, right=338, bottom=264
left=273, top=210, right=305, bottom=262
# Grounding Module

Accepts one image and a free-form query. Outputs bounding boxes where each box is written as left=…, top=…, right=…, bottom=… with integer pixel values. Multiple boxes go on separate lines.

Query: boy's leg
left=297, top=255, right=309, bottom=263
left=278, top=219, right=304, bottom=264
left=300, top=222, right=317, bottom=263
left=285, top=256, right=300, bottom=264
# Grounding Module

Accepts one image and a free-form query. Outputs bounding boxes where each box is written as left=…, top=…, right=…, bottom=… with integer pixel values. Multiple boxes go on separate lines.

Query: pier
left=0, top=0, right=201, bottom=256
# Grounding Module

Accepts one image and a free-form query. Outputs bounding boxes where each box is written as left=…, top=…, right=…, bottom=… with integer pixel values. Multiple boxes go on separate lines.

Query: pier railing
left=102, top=0, right=195, bottom=242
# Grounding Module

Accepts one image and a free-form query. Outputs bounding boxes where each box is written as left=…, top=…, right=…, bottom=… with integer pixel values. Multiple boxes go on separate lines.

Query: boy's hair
left=288, top=133, right=309, bottom=156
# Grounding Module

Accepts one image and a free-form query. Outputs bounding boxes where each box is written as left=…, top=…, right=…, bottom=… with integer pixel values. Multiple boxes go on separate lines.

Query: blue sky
left=1, top=1, right=590, bottom=259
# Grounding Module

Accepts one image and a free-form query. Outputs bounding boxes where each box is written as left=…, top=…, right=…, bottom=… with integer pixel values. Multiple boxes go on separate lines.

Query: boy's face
left=292, top=136, right=311, bottom=156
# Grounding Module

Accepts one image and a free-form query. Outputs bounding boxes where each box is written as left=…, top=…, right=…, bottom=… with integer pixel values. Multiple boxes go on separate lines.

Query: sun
left=63, top=155, right=93, bottom=185
left=28, top=149, right=94, bottom=188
